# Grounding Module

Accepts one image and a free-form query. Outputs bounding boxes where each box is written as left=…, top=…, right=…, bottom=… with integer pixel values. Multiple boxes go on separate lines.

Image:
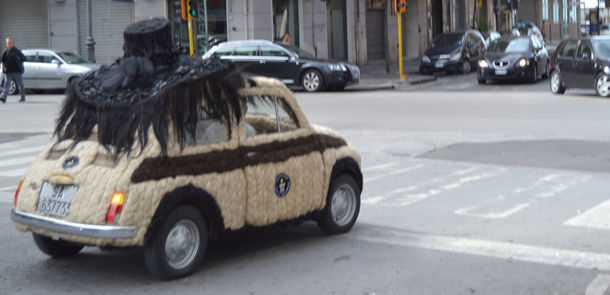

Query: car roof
left=216, top=40, right=275, bottom=47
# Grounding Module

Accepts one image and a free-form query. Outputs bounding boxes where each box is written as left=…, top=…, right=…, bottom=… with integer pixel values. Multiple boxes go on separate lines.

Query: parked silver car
left=1, top=49, right=99, bottom=94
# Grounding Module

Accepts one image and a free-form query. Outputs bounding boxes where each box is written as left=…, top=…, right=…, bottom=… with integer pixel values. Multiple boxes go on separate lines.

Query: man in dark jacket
left=1, top=38, right=26, bottom=103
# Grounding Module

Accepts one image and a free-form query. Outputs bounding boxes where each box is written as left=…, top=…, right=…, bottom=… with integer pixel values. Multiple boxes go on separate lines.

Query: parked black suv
left=203, top=40, right=360, bottom=92
left=420, top=30, right=485, bottom=74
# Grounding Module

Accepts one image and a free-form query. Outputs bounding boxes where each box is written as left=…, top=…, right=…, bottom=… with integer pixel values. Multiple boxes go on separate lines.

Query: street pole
left=397, top=11, right=407, bottom=81
left=86, top=0, right=96, bottom=63
left=187, top=1, right=195, bottom=56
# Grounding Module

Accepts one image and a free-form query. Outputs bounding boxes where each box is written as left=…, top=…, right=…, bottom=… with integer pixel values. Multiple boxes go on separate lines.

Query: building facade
left=0, top=0, right=583, bottom=68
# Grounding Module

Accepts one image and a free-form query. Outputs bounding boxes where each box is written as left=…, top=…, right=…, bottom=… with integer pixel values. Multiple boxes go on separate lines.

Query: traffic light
left=395, top=0, right=406, bottom=14
left=188, top=0, right=197, bottom=17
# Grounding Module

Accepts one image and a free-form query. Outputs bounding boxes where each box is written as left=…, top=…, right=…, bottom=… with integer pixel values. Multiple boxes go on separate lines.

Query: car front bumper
left=324, top=67, right=360, bottom=87
left=420, top=60, right=462, bottom=73
left=11, top=209, right=137, bottom=239
left=477, top=65, right=534, bottom=81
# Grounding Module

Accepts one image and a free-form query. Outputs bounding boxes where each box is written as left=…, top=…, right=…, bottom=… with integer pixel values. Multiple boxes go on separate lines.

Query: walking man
left=1, top=38, right=26, bottom=103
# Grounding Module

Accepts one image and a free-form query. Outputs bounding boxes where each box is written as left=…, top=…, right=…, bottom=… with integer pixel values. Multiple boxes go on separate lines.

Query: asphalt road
left=1, top=77, right=610, bottom=294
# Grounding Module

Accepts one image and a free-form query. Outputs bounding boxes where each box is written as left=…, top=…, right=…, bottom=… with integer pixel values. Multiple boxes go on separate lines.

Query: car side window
left=559, top=41, right=578, bottom=59
left=576, top=42, right=592, bottom=59
left=260, top=45, right=288, bottom=57
left=233, top=45, right=258, bottom=56
left=214, top=46, right=235, bottom=57
left=23, top=52, right=36, bottom=62
left=38, top=52, right=54, bottom=63
left=190, top=106, right=230, bottom=146
left=242, top=95, right=300, bottom=136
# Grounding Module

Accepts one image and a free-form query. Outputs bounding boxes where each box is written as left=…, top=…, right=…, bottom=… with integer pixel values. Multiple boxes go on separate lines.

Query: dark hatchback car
left=477, top=36, right=549, bottom=84
left=203, top=40, right=360, bottom=92
left=550, top=37, right=610, bottom=97
left=420, top=30, right=485, bottom=74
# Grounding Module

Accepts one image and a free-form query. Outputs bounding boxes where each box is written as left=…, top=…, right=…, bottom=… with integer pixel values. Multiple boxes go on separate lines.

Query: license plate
left=36, top=182, right=78, bottom=217
left=495, top=69, right=507, bottom=75
left=435, top=62, right=446, bottom=68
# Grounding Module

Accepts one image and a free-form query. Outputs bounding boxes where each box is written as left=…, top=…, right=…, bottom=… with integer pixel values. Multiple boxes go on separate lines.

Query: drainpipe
left=312, top=0, right=316, bottom=56
left=355, top=0, right=360, bottom=65
left=245, top=0, right=249, bottom=39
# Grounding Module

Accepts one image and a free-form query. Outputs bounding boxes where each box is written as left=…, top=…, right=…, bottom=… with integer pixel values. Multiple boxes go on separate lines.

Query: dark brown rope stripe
left=131, top=134, right=347, bottom=183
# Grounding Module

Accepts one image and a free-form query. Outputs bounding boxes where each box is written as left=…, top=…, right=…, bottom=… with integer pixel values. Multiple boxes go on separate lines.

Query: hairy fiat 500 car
left=10, top=19, right=362, bottom=280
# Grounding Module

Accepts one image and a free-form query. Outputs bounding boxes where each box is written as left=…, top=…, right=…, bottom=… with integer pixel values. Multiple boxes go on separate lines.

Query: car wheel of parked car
left=302, top=69, right=323, bottom=92
left=317, top=174, right=360, bottom=234
left=477, top=78, right=486, bottom=84
left=461, top=59, right=471, bottom=74
left=530, top=66, right=538, bottom=83
left=595, top=73, right=610, bottom=97
left=550, top=71, right=565, bottom=94
left=7, top=80, right=17, bottom=95
left=32, top=233, right=84, bottom=258
left=144, top=205, right=207, bottom=279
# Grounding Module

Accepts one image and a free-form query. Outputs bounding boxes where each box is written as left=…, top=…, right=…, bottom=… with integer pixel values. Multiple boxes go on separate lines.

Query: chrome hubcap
left=598, top=75, right=610, bottom=97
left=331, top=184, right=357, bottom=226
left=9, top=81, right=15, bottom=94
left=551, top=72, right=560, bottom=92
left=164, top=220, right=200, bottom=269
left=303, top=72, right=320, bottom=91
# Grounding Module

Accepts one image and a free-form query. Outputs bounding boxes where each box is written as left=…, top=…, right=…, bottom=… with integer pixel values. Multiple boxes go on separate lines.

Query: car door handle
left=259, top=60, right=266, bottom=64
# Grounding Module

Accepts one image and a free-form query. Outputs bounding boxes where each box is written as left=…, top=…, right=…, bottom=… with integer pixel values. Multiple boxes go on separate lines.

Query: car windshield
left=592, top=39, right=610, bottom=59
left=488, top=39, right=530, bottom=53
left=431, top=33, right=463, bottom=48
left=280, top=44, right=314, bottom=59
left=56, top=52, right=91, bottom=64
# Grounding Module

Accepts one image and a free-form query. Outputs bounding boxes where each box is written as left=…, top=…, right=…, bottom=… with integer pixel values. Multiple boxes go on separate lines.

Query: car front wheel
left=595, top=73, right=610, bottom=97
left=33, top=233, right=84, bottom=258
left=144, top=205, right=208, bottom=279
left=461, top=59, right=471, bottom=74
left=301, top=69, right=323, bottom=92
left=550, top=71, right=565, bottom=94
left=317, top=174, right=361, bottom=234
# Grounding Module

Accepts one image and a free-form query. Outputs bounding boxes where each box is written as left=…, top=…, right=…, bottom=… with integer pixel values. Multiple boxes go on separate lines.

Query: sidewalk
left=347, top=58, right=437, bottom=91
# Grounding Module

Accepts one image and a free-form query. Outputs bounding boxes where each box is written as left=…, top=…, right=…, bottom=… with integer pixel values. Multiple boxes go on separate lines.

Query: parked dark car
left=420, top=30, right=485, bottom=74
left=202, top=40, right=360, bottom=92
left=550, top=37, right=610, bottom=97
left=477, top=36, right=549, bottom=84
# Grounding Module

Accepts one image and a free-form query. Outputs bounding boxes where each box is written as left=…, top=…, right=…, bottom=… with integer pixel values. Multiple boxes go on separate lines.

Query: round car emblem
left=62, top=156, right=80, bottom=169
left=275, top=173, right=291, bottom=197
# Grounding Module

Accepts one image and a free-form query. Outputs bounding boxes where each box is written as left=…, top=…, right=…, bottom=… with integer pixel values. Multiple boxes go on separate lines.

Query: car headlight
left=605, top=66, right=610, bottom=74
left=328, top=64, right=347, bottom=71
left=422, top=55, right=431, bottom=63
left=450, top=52, right=462, bottom=61
left=478, top=60, right=489, bottom=68
left=518, top=58, right=528, bottom=67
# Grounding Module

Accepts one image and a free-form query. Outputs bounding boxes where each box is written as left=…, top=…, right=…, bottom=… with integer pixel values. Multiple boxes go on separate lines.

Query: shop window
left=553, top=0, right=559, bottom=24
left=273, top=0, right=300, bottom=47
left=542, top=0, right=549, bottom=21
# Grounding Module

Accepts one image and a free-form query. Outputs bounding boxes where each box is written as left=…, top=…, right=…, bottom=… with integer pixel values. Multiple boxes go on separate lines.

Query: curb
left=407, top=76, right=437, bottom=85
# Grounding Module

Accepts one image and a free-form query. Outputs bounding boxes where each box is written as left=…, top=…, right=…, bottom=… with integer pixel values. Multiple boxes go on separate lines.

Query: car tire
left=595, top=73, right=610, bottom=97
left=144, top=205, right=207, bottom=280
left=461, top=59, right=471, bottom=74
left=7, top=80, right=17, bottom=95
left=550, top=71, right=565, bottom=94
left=477, top=78, right=486, bottom=84
left=317, top=174, right=361, bottom=234
left=530, top=66, right=537, bottom=83
left=301, top=69, right=323, bottom=92
left=32, top=233, right=84, bottom=258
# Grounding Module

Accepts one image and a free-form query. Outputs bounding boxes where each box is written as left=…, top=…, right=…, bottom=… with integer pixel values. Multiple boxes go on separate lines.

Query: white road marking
left=564, top=199, right=610, bottom=230
left=362, top=162, right=399, bottom=172
left=0, top=191, right=13, bottom=203
left=455, top=202, right=531, bottom=219
left=350, top=228, right=610, bottom=271
left=0, top=185, right=17, bottom=191
left=0, top=155, right=36, bottom=167
left=0, top=145, right=45, bottom=157
left=536, top=175, right=592, bottom=199
left=397, top=169, right=504, bottom=206
left=586, top=274, right=610, bottom=295
left=513, top=174, right=560, bottom=194
left=0, top=167, right=26, bottom=177
left=364, top=164, right=425, bottom=184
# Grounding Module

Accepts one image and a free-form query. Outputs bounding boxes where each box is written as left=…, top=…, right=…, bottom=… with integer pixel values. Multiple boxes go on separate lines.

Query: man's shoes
left=0, top=98, right=5, bottom=104
left=18, top=99, right=25, bottom=103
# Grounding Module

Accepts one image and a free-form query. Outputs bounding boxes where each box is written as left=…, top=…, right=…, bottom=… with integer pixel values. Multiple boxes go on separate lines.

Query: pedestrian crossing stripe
left=0, top=145, right=46, bottom=157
